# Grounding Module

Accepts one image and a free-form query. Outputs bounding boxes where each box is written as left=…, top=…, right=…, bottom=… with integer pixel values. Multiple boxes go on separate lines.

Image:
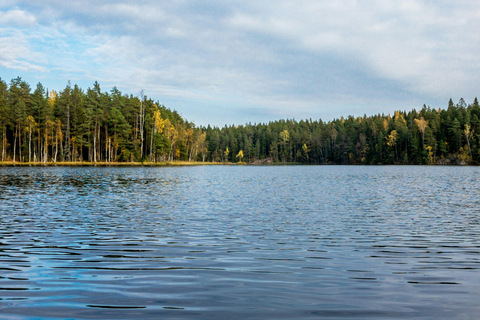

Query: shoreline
left=0, top=161, right=475, bottom=167
left=0, top=161, right=228, bottom=167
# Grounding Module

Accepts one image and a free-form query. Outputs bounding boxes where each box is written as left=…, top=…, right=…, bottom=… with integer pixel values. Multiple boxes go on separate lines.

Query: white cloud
left=2, top=1, right=480, bottom=125
left=0, top=34, right=46, bottom=72
left=227, top=1, right=480, bottom=99
left=0, top=9, right=36, bottom=26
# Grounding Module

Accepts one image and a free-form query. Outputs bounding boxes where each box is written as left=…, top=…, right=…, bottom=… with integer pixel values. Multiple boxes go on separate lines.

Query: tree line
left=0, top=77, right=207, bottom=163
left=205, top=98, right=480, bottom=165
left=1, top=76, right=479, bottom=164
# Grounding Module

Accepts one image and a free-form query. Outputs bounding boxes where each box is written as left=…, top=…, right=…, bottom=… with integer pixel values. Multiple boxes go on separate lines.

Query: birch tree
left=26, top=115, right=37, bottom=163
left=414, top=117, right=428, bottom=145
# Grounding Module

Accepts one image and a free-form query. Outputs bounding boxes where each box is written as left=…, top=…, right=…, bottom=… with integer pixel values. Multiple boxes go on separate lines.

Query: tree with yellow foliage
left=163, top=118, right=178, bottom=161
left=425, top=145, right=434, bottom=164
left=224, top=147, right=229, bottom=162
left=464, top=124, right=473, bottom=158
left=302, top=143, right=310, bottom=160
left=48, top=90, right=57, bottom=110
left=198, top=132, right=207, bottom=162
left=386, top=130, right=398, bottom=161
left=236, top=149, right=244, bottom=163
left=150, top=105, right=165, bottom=162
left=414, top=117, right=428, bottom=145
left=279, top=129, right=290, bottom=162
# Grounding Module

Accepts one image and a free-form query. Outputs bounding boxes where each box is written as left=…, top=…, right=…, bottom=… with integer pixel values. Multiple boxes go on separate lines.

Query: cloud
left=0, top=8, right=36, bottom=26
left=0, top=31, right=46, bottom=72
left=228, top=1, right=480, bottom=98
left=2, top=1, right=480, bottom=126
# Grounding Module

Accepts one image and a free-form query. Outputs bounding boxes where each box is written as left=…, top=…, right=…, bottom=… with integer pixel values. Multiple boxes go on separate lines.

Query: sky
left=1, top=1, right=480, bottom=127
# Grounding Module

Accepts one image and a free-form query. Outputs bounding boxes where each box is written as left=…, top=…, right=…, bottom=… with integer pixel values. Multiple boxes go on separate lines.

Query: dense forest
left=1, top=76, right=479, bottom=165
left=207, top=98, right=480, bottom=165
left=0, top=77, right=206, bottom=163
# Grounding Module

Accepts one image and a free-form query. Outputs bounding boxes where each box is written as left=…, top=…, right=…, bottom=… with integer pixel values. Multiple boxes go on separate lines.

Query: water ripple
left=0, top=166, right=479, bottom=319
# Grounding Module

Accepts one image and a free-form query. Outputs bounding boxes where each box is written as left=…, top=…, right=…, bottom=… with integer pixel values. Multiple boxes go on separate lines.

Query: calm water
left=0, top=165, right=479, bottom=319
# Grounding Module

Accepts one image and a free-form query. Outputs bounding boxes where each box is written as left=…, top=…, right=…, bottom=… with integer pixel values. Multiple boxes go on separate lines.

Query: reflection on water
left=0, top=166, right=479, bottom=319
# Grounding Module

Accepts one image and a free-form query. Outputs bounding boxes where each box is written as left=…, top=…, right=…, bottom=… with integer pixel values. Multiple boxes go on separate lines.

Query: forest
left=1, top=76, right=479, bottom=165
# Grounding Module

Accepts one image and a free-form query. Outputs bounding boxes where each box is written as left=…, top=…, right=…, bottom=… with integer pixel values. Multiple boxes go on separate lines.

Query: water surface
left=0, top=166, right=479, bottom=319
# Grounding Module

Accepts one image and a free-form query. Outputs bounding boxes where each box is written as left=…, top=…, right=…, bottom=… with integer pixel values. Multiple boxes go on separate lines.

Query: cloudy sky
left=1, top=1, right=479, bottom=126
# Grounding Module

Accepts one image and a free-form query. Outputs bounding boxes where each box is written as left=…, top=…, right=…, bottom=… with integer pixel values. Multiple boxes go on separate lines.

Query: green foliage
left=1, top=76, right=479, bottom=165
left=203, top=98, right=480, bottom=165
left=0, top=77, right=202, bottom=163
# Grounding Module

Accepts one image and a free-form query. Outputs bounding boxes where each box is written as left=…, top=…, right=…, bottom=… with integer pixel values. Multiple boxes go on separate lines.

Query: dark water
left=0, top=166, right=479, bottom=319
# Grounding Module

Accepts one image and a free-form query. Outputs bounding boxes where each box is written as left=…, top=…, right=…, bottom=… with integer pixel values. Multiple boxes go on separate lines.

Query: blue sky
left=1, top=1, right=480, bottom=127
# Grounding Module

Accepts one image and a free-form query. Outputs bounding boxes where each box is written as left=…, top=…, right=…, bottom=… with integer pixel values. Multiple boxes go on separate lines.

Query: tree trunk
left=18, top=123, right=22, bottom=162
left=54, top=128, right=58, bottom=162
left=114, top=124, right=117, bottom=162
left=93, top=120, right=97, bottom=163
left=65, top=104, right=70, bottom=161
left=28, top=126, right=32, bottom=163
left=140, top=98, right=144, bottom=160
left=2, top=126, right=6, bottom=162
left=13, top=133, right=16, bottom=163
left=105, top=123, right=108, bottom=163
left=38, top=127, right=41, bottom=163
left=150, top=127, right=154, bottom=161
left=44, top=128, right=48, bottom=163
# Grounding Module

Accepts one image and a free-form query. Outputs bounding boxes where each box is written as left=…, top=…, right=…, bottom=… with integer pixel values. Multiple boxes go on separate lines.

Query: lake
left=0, top=165, right=479, bottom=319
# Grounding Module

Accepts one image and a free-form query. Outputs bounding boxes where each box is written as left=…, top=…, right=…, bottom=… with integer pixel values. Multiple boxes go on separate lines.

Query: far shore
left=0, top=161, right=474, bottom=167
left=0, top=161, right=230, bottom=167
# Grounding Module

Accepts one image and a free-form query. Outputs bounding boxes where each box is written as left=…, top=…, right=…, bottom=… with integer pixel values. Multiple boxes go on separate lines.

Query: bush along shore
left=1, top=76, right=480, bottom=165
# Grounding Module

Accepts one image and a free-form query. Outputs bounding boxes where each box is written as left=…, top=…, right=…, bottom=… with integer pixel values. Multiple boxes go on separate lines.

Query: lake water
left=0, top=165, right=479, bottom=319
